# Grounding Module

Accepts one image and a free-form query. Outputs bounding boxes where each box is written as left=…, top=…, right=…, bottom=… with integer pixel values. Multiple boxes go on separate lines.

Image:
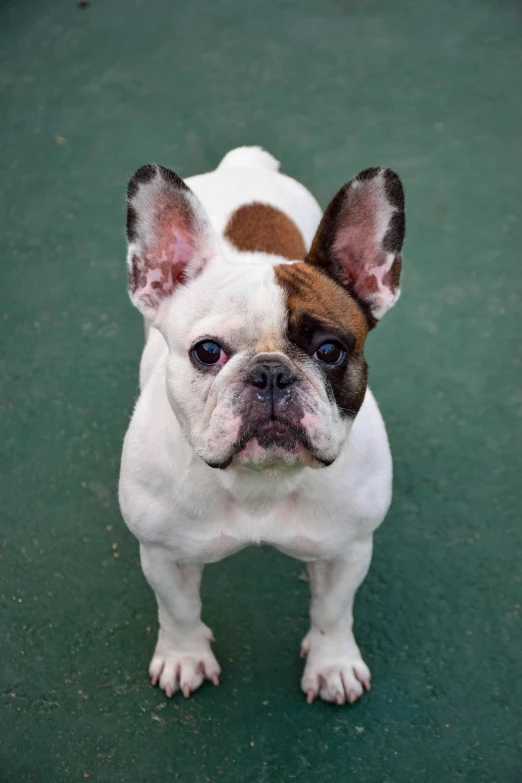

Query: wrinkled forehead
left=171, top=262, right=287, bottom=351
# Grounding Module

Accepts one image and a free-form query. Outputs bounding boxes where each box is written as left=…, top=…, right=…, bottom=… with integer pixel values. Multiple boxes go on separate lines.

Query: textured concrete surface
left=1, top=1, right=521, bottom=781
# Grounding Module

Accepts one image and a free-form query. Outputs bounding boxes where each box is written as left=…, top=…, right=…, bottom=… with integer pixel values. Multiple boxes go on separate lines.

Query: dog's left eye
left=313, top=341, right=346, bottom=366
left=192, top=340, right=226, bottom=366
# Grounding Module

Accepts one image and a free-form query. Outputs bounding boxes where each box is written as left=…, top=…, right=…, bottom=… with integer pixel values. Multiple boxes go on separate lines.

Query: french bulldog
left=119, top=146, right=405, bottom=705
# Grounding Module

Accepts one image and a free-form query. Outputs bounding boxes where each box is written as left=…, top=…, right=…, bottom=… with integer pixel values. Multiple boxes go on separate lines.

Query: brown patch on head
left=275, top=262, right=370, bottom=418
left=224, top=203, right=306, bottom=261
left=275, top=263, right=368, bottom=351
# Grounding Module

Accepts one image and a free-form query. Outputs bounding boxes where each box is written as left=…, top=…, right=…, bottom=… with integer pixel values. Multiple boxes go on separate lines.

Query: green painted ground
left=1, top=1, right=521, bottom=781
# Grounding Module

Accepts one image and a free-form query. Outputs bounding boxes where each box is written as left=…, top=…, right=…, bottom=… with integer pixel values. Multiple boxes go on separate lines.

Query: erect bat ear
left=125, top=164, right=219, bottom=319
left=306, top=167, right=405, bottom=325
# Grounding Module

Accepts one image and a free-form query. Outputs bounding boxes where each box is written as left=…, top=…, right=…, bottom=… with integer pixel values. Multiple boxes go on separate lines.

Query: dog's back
left=186, top=146, right=323, bottom=256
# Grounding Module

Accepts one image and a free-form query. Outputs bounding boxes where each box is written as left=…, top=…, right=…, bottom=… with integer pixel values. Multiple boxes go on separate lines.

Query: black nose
left=247, top=361, right=295, bottom=391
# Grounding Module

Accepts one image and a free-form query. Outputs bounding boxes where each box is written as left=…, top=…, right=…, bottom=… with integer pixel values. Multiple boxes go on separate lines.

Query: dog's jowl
left=119, top=146, right=405, bottom=704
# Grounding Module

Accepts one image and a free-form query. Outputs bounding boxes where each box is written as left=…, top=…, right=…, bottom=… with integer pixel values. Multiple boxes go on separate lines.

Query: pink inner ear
left=332, top=189, right=395, bottom=301
left=134, top=205, right=196, bottom=301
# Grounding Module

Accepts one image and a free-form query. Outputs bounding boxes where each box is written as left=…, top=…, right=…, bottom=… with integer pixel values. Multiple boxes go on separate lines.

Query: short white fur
left=119, top=147, right=396, bottom=705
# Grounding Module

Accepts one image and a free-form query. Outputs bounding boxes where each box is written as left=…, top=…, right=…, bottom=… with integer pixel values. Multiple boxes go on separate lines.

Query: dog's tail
left=217, top=146, right=280, bottom=172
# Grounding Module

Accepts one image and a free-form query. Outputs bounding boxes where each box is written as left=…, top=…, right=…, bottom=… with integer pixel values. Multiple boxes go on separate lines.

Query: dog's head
left=125, top=164, right=405, bottom=472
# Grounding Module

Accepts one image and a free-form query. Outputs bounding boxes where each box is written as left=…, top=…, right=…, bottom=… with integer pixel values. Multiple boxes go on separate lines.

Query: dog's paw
left=300, top=628, right=371, bottom=705
left=149, top=627, right=221, bottom=698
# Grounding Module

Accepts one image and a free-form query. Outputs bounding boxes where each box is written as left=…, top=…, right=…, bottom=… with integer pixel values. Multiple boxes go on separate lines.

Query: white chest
left=122, top=479, right=372, bottom=564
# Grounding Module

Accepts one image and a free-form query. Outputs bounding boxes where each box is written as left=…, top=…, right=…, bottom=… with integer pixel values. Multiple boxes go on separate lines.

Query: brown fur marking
left=275, top=262, right=370, bottom=418
left=224, top=203, right=306, bottom=260
left=274, top=263, right=369, bottom=352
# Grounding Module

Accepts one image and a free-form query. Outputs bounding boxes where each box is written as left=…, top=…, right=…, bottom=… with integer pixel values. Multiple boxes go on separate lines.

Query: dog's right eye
left=192, top=340, right=226, bottom=366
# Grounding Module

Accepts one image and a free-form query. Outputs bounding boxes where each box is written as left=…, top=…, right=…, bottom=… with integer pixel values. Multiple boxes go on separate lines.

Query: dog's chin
left=232, top=439, right=328, bottom=472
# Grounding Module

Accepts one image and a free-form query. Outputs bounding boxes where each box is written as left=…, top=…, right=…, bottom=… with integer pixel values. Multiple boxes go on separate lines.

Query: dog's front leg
left=140, top=544, right=220, bottom=698
left=301, top=536, right=373, bottom=705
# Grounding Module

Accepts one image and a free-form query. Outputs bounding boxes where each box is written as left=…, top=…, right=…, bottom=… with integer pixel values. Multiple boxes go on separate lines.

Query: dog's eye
left=192, top=340, right=226, bottom=366
left=313, top=341, right=346, bottom=366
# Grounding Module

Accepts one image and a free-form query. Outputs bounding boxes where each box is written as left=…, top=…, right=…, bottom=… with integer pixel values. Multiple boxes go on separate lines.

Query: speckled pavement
left=1, top=1, right=521, bottom=780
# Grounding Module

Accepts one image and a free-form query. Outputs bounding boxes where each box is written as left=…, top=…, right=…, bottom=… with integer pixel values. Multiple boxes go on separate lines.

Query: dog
left=119, top=146, right=405, bottom=705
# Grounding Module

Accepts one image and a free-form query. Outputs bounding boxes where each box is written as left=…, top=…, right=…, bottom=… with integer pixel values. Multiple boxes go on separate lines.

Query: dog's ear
left=126, top=164, right=219, bottom=318
left=306, top=167, right=405, bottom=325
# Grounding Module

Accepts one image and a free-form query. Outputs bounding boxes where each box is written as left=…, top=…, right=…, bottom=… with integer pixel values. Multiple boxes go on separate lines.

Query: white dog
left=119, top=146, right=405, bottom=705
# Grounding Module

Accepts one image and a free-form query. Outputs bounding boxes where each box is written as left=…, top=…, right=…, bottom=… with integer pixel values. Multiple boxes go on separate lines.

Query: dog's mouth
left=206, top=419, right=333, bottom=470
left=250, top=420, right=303, bottom=450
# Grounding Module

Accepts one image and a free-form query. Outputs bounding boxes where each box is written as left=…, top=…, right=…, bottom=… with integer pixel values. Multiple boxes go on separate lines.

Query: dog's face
left=125, top=164, right=405, bottom=471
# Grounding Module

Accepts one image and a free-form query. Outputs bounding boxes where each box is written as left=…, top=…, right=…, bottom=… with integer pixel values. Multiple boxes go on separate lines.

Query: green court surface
left=1, top=1, right=521, bottom=781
